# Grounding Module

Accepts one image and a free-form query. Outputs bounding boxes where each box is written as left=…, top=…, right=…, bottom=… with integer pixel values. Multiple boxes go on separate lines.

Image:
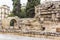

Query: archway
left=10, top=19, right=17, bottom=26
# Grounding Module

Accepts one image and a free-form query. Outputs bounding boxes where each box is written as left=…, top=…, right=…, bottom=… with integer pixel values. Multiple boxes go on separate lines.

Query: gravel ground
left=0, top=34, right=55, bottom=40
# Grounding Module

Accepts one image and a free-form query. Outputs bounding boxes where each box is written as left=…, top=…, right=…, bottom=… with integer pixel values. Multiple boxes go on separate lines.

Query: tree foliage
left=12, top=0, right=40, bottom=18
left=20, top=8, right=26, bottom=18
left=8, top=13, right=15, bottom=17
left=26, top=0, right=40, bottom=18
left=12, top=0, right=21, bottom=18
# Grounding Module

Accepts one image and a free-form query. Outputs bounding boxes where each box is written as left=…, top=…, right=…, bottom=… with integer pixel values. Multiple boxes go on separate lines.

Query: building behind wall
left=0, top=5, right=10, bottom=26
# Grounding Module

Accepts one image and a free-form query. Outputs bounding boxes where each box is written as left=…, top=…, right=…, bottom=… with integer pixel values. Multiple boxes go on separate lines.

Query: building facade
left=0, top=5, right=10, bottom=26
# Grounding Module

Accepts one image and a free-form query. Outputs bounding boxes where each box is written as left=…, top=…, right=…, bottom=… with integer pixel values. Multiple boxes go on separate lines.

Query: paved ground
left=0, top=34, right=55, bottom=40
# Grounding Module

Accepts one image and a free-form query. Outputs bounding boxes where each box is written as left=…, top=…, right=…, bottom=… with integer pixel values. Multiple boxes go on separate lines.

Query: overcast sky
left=0, top=0, right=27, bottom=11
left=0, top=0, right=59, bottom=11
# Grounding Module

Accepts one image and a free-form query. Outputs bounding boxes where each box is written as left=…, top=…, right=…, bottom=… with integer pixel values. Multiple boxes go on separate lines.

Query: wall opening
left=41, top=27, right=45, bottom=31
left=10, top=19, right=17, bottom=26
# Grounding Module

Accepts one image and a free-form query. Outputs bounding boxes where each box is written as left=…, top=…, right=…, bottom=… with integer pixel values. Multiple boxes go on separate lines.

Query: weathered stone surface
left=2, top=1, right=60, bottom=34
left=35, top=1, right=60, bottom=21
left=35, top=1, right=60, bottom=32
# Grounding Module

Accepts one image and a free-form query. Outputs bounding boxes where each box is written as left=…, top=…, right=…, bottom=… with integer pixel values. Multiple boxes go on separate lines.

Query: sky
left=0, top=0, right=60, bottom=11
left=0, top=0, right=27, bottom=11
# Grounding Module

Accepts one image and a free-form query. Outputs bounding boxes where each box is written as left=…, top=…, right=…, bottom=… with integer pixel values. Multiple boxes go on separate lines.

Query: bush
left=8, top=13, right=15, bottom=17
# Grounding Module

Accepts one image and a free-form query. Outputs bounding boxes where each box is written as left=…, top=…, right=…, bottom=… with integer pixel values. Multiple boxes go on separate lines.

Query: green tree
left=26, top=0, right=40, bottom=18
left=8, top=13, right=15, bottom=17
left=12, top=0, right=21, bottom=17
left=20, top=7, right=26, bottom=18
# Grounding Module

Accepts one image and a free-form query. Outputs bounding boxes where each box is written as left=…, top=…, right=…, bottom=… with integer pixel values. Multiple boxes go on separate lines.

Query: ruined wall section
left=35, top=1, right=60, bottom=21
left=35, top=1, right=60, bottom=32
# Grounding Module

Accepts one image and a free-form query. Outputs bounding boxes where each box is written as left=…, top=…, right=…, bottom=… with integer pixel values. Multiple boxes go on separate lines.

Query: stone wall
left=35, top=1, right=60, bottom=21
left=2, top=16, right=20, bottom=29
left=2, top=1, right=60, bottom=33
left=2, top=17, right=42, bottom=32
left=35, top=1, right=60, bottom=32
left=18, top=18, right=41, bottom=32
